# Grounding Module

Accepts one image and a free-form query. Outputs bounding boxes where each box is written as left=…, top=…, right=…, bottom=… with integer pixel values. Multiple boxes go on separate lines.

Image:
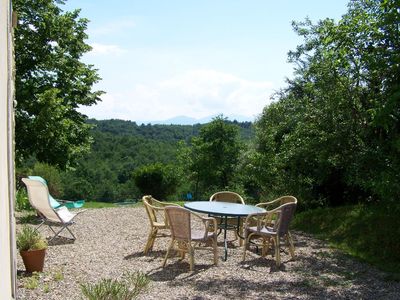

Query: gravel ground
left=16, top=206, right=400, bottom=300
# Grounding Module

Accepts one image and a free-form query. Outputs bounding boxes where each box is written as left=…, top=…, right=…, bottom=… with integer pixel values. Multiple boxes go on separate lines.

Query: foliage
left=183, top=115, right=244, bottom=199
left=45, top=119, right=253, bottom=202
left=133, top=163, right=178, bottom=200
left=31, top=162, right=64, bottom=197
left=16, top=226, right=47, bottom=251
left=80, top=271, right=149, bottom=300
left=23, top=273, right=40, bottom=290
left=292, top=204, right=400, bottom=277
left=13, top=0, right=103, bottom=169
left=253, top=0, right=400, bottom=207
left=16, top=188, right=32, bottom=211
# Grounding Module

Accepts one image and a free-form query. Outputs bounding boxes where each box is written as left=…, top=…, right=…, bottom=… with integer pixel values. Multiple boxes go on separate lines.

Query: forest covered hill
left=56, top=119, right=254, bottom=202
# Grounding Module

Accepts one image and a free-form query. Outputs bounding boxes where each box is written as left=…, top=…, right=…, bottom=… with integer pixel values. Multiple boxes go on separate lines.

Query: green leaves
left=132, top=163, right=178, bottom=200
left=254, top=0, right=400, bottom=207
left=14, top=0, right=103, bottom=169
left=186, top=115, right=244, bottom=196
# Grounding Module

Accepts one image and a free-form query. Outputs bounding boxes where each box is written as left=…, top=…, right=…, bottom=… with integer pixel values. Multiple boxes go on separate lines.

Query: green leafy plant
left=16, top=188, right=32, bottom=211
left=80, top=271, right=150, bottom=300
left=24, top=273, right=40, bottom=290
left=16, top=226, right=47, bottom=252
left=133, top=163, right=178, bottom=200
left=53, top=269, right=64, bottom=282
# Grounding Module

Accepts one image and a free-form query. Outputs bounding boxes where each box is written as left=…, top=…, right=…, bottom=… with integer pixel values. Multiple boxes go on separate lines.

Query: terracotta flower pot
left=20, top=248, right=46, bottom=273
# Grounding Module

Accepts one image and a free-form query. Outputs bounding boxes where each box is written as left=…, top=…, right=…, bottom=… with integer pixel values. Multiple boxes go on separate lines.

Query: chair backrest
left=142, top=195, right=158, bottom=225
left=274, top=202, right=297, bottom=236
left=165, top=206, right=191, bottom=241
left=209, top=191, right=245, bottom=204
left=28, top=176, right=62, bottom=208
left=279, top=196, right=297, bottom=205
left=22, top=178, right=61, bottom=223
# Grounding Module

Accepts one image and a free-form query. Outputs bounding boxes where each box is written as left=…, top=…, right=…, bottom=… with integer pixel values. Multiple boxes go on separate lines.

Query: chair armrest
left=244, top=211, right=277, bottom=232
left=256, top=197, right=282, bottom=209
left=191, top=211, right=218, bottom=239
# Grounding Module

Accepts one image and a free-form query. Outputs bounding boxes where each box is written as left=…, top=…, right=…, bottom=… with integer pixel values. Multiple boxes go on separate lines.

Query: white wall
left=0, top=0, right=16, bottom=298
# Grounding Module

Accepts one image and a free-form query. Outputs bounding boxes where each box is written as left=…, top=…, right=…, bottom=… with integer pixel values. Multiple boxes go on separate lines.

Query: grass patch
left=292, top=203, right=400, bottom=278
left=83, top=202, right=118, bottom=208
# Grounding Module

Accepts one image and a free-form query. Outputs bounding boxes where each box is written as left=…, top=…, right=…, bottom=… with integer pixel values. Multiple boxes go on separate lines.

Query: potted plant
left=17, top=225, right=47, bottom=273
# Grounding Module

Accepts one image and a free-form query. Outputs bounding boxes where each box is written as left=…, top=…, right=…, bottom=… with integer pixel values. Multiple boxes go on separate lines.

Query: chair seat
left=191, top=229, right=216, bottom=241
left=56, top=206, right=76, bottom=223
left=246, top=226, right=276, bottom=236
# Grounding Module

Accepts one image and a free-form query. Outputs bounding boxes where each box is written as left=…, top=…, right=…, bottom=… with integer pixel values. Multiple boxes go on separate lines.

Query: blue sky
left=64, top=0, right=350, bottom=123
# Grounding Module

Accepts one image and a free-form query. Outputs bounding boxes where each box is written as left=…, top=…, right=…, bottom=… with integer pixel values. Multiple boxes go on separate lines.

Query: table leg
left=223, top=216, right=228, bottom=261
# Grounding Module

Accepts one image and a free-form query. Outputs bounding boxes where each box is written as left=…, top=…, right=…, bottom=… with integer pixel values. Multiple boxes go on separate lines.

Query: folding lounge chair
left=22, top=178, right=86, bottom=242
left=28, top=176, right=85, bottom=209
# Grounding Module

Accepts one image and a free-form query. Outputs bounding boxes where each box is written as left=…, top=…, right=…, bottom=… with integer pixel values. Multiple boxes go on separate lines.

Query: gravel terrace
left=16, top=206, right=400, bottom=299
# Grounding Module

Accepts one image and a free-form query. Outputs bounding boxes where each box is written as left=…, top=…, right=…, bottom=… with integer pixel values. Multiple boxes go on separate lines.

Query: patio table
left=184, top=201, right=265, bottom=261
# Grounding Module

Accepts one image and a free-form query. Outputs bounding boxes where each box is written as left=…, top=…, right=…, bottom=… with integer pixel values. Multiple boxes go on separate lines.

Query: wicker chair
left=255, top=196, right=297, bottom=232
left=209, top=191, right=245, bottom=245
left=242, top=201, right=297, bottom=266
left=209, top=191, right=245, bottom=204
left=162, top=206, right=218, bottom=271
left=256, top=196, right=297, bottom=210
left=142, top=195, right=180, bottom=254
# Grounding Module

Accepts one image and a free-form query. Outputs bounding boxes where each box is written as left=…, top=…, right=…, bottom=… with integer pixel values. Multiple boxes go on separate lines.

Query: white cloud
left=89, top=19, right=136, bottom=36
left=79, top=69, right=274, bottom=123
left=89, top=43, right=127, bottom=55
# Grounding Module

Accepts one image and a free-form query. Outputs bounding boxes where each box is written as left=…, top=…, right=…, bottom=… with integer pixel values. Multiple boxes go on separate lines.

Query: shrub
left=16, top=226, right=47, bottom=251
left=31, top=162, right=63, bottom=197
left=16, top=188, right=32, bottom=211
left=80, top=271, right=149, bottom=300
left=132, top=163, right=178, bottom=200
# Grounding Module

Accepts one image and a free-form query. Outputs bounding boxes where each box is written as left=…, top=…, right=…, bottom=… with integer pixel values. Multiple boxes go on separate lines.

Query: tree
left=253, top=0, right=400, bottom=207
left=187, top=116, right=243, bottom=198
left=132, top=163, right=178, bottom=200
left=13, top=0, right=103, bottom=169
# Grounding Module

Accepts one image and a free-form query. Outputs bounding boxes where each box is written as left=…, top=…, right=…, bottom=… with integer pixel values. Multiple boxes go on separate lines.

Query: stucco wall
left=0, top=0, right=16, bottom=298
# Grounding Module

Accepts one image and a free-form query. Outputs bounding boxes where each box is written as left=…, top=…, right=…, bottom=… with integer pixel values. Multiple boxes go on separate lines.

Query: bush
left=16, top=188, right=32, bottom=211
left=132, top=163, right=178, bottom=200
left=16, top=226, right=47, bottom=251
left=31, top=162, right=63, bottom=197
left=80, top=271, right=149, bottom=300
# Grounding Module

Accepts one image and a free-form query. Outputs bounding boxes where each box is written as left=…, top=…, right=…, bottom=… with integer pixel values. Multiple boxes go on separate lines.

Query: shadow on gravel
left=148, top=261, right=214, bottom=281
left=47, top=236, right=75, bottom=246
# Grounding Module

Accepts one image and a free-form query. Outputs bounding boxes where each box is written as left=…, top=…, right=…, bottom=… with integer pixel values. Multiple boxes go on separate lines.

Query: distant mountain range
left=149, top=114, right=254, bottom=125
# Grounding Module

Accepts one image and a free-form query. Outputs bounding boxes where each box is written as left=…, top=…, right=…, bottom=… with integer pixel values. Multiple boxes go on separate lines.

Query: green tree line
left=15, top=0, right=400, bottom=211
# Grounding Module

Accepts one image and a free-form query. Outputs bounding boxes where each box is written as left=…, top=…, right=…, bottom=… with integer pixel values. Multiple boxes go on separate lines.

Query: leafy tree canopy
left=185, top=115, right=244, bottom=198
left=254, top=0, right=400, bottom=207
left=14, top=0, right=103, bottom=169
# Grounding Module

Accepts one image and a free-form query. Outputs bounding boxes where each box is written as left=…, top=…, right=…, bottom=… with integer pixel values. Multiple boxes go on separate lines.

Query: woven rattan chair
left=209, top=191, right=245, bottom=245
left=256, top=195, right=297, bottom=210
left=255, top=196, right=297, bottom=234
left=162, top=206, right=218, bottom=271
left=209, top=191, right=245, bottom=204
left=142, top=195, right=180, bottom=254
left=242, top=201, right=297, bottom=266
